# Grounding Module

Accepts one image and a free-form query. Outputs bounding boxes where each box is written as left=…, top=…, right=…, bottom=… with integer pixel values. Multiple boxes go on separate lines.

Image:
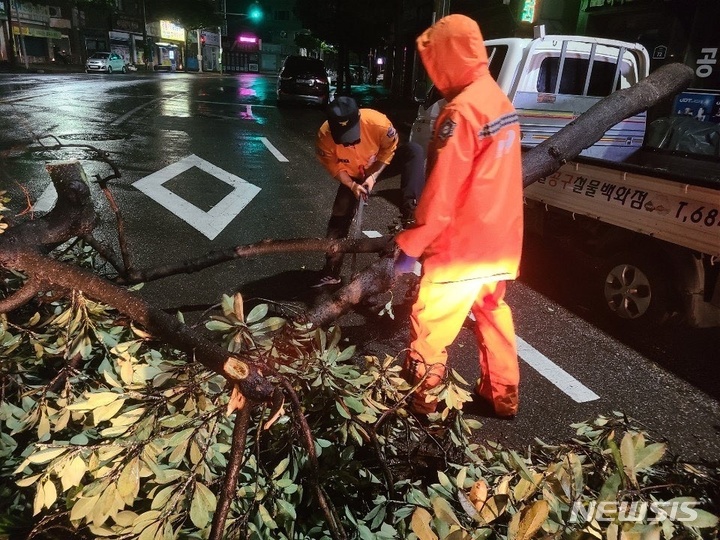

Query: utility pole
left=13, top=0, right=28, bottom=69
left=141, top=0, right=150, bottom=70
left=3, top=0, right=17, bottom=67
left=196, top=28, right=203, bottom=73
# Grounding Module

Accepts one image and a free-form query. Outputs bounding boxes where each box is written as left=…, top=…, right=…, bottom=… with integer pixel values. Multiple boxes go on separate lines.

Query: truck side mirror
left=413, top=80, right=428, bottom=103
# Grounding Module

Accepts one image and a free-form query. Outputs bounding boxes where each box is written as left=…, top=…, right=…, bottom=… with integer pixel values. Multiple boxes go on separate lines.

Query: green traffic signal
left=248, top=2, right=263, bottom=22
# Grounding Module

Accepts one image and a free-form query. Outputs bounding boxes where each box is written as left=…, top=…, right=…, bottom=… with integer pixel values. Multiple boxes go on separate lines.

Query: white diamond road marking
left=132, top=154, right=261, bottom=240
left=34, top=138, right=285, bottom=214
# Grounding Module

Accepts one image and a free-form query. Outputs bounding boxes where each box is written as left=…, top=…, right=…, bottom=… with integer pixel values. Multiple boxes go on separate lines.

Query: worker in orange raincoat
left=394, top=14, right=524, bottom=418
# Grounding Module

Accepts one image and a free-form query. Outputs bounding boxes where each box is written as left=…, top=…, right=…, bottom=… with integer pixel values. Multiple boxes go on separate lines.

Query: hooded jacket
left=396, top=14, right=524, bottom=283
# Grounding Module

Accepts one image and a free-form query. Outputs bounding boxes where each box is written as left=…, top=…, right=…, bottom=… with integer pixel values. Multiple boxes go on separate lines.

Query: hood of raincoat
left=416, top=14, right=489, bottom=100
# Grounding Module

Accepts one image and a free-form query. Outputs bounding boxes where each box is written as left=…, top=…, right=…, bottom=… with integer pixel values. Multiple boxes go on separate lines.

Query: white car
left=86, top=52, right=127, bottom=74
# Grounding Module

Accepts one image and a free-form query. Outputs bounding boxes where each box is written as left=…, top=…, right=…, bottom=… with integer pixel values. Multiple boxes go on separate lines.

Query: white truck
left=410, top=32, right=720, bottom=328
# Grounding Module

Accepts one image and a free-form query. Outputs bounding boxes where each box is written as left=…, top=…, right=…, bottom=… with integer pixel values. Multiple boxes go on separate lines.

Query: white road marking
left=516, top=336, right=600, bottom=403
left=363, top=230, right=382, bottom=238
left=33, top=183, right=57, bottom=213
left=110, top=96, right=168, bottom=126
left=260, top=137, right=289, bottom=162
left=132, top=154, right=261, bottom=240
left=194, top=100, right=276, bottom=109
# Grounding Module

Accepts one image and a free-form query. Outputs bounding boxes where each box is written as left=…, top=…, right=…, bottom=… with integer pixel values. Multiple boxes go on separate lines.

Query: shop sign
left=115, top=17, right=142, bottom=33
left=673, top=91, right=720, bottom=124
left=12, top=25, right=62, bottom=39
left=160, top=20, right=185, bottom=42
left=201, top=31, right=220, bottom=47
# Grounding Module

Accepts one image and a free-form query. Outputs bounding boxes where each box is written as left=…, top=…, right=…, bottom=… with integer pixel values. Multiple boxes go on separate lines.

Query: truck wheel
left=601, top=251, right=672, bottom=326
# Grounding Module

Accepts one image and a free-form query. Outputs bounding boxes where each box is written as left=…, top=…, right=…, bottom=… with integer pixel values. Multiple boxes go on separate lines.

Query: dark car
left=277, top=55, right=330, bottom=107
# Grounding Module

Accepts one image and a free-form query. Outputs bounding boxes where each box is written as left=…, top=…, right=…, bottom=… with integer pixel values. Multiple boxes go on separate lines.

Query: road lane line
left=516, top=336, right=600, bottom=403
left=260, top=137, right=289, bottom=162
left=194, top=100, right=275, bottom=109
left=110, top=96, right=168, bottom=126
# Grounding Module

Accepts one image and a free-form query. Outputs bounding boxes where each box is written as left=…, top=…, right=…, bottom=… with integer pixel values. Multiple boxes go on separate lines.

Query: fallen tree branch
left=0, top=275, right=42, bottom=312
left=209, top=404, right=253, bottom=540
left=522, top=62, right=695, bottom=187
left=0, top=162, right=274, bottom=402
left=305, top=256, right=396, bottom=328
left=120, top=236, right=392, bottom=284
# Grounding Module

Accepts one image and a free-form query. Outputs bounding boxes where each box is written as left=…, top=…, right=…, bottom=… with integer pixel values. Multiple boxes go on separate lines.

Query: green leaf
left=272, top=457, right=290, bottom=479
left=437, top=470, right=454, bottom=492
left=258, top=503, right=278, bottom=529
left=432, top=496, right=461, bottom=526
left=93, top=398, right=127, bottom=424
left=509, top=450, right=535, bottom=483
left=43, top=480, right=58, bottom=509
left=131, top=510, right=162, bottom=535
left=189, top=487, right=210, bottom=529
left=70, top=495, right=99, bottom=521
left=246, top=304, right=269, bottom=324
left=205, top=320, right=234, bottom=332
left=117, top=457, right=140, bottom=500
left=67, top=392, right=120, bottom=411
left=685, top=509, right=719, bottom=529
left=335, top=401, right=351, bottom=419
left=343, top=396, right=365, bottom=414
left=60, top=455, right=87, bottom=492
left=27, top=446, right=69, bottom=464
left=195, top=482, right=217, bottom=512
left=16, top=473, right=43, bottom=487
left=634, top=442, right=666, bottom=471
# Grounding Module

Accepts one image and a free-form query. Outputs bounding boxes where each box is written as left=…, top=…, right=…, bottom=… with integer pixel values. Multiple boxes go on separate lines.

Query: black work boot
left=401, top=199, right=417, bottom=229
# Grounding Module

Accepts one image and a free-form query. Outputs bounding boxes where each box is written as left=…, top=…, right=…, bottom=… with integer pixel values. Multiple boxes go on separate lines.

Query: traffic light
left=200, top=34, right=206, bottom=45
left=248, top=2, right=263, bottom=23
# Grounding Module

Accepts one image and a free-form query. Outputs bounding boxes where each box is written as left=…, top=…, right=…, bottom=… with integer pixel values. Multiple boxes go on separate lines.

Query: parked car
left=277, top=55, right=330, bottom=107
left=86, top=52, right=127, bottom=74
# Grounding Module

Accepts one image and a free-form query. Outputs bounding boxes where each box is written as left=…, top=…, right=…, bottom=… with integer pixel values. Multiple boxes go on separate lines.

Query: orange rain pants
left=405, top=279, right=519, bottom=416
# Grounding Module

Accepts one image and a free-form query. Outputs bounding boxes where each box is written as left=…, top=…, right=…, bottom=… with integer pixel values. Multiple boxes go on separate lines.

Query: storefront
left=111, top=15, right=145, bottom=66
left=201, top=29, right=221, bottom=72
left=0, top=4, right=7, bottom=62
left=109, top=31, right=131, bottom=65
left=5, top=1, right=62, bottom=64
left=12, top=24, right=62, bottom=63
left=147, top=20, right=185, bottom=71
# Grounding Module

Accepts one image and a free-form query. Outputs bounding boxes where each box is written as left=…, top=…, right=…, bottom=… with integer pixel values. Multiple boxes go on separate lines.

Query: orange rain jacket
left=396, top=15, right=524, bottom=284
left=315, top=109, right=399, bottom=179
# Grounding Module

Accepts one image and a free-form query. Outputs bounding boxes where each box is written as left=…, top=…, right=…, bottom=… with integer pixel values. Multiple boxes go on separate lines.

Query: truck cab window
left=537, top=57, right=625, bottom=97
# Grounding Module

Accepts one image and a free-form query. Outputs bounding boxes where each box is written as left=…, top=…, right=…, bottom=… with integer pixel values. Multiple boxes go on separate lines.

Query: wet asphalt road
left=1, top=72, right=718, bottom=462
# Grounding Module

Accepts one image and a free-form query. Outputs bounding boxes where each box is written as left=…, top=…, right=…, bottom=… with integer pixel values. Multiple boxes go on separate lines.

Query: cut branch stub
left=5, top=161, right=96, bottom=247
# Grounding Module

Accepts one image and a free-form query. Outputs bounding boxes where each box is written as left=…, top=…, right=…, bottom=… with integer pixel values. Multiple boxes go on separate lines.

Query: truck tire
left=601, top=250, right=673, bottom=327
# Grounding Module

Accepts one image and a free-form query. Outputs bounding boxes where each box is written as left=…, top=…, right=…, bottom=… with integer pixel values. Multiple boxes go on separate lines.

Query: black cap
left=326, top=96, right=361, bottom=145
